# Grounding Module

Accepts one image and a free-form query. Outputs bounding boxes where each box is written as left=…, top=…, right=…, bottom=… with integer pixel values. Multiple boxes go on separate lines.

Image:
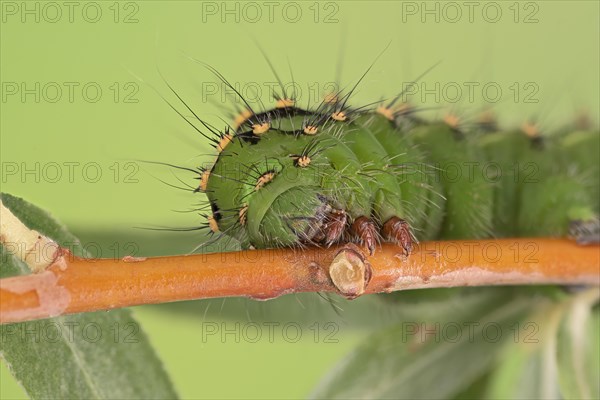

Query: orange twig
left=1, top=239, right=598, bottom=324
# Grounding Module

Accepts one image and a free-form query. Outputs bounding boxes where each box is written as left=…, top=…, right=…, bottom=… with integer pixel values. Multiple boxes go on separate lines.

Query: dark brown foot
left=351, top=216, right=379, bottom=255
left=569, top=218, right=600, bottom=245
left=382, top=217, right=414, bottom=256
left=323, top=209, right=347, bottom=246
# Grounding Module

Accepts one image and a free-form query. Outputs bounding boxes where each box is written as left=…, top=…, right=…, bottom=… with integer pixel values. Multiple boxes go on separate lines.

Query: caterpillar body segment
left=475, top=130, right=535, bottom=236
left=474, top=125, right=599, bottom=239
left=407, top=122, right=495, bottom=240
left=517, top=173, right=593, bottom=237
left=354, top=113, right=445, bottom=241
left=367, top=114, right=445, bottom=240
left=557, top=130, right=600, bottom=213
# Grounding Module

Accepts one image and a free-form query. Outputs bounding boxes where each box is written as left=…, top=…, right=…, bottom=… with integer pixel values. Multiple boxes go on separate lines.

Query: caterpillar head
left=202, top=126, right=335, bottom=248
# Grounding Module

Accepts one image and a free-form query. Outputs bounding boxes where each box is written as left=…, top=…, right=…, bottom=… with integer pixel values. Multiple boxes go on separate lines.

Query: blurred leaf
left=0, top=193, right=178, bottom=399
left=154, top=285, right=511, bottom=334
left=309, top=288, right=538, bottom=399
left=484, top=302, right=562, bottom=400
left=557, top=288, right=600, bottom=400
left=451, top=371, right=490, bottom=400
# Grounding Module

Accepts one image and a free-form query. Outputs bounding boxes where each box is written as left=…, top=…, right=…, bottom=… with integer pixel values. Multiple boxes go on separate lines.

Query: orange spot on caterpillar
left=294, top=155, right=311, bottom=168
left=276, top=98, right=295, bottom=108
left=239, top=204, right=248, bottom=226
left=521, top=121, right=539, bottom=138
left=217, top=133, right=233, bottom=153
left=200, top=170, right=211, bottom=192
left=324, top=93, right=339, bottom=104
left=331, top=111, right=347, bottom=121
left=303, top=125, right=318, bottom=135
left=444, top=113, right=460, bottom=129
left=252, top=122, right=270, bottom=135
left=233, top=109, right=253, bottom=129
left=376, top=106, right=395, bottom=121
left=255, top=171, right=276, bottom=191
left=208, top=215, right=219, bottom=232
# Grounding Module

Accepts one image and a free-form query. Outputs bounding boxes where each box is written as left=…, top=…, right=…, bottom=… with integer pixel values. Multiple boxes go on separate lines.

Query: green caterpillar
left=191, top=71, right=599, bottom=255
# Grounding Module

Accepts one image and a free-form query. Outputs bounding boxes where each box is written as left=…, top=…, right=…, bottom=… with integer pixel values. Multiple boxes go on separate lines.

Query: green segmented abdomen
left=516, top=130, right=598, bottom=238
left=558, top=130, right=600, bottom=213
left=407, top=122, right=494, bottom=239
left=476, top=130, right=532, bottom=236
left=475, top=125, right=599, bottom=239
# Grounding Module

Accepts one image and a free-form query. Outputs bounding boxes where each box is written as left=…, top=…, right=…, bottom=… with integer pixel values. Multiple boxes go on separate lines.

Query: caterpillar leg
left=382, top=217, right=414, bottom=256
left=351, top=216, right=379, bottom=256
left=322, top=209, right=347, bottom=246
left=569, top=218, right=600, bottom=245
left=295, top=207, right=346, bottom=247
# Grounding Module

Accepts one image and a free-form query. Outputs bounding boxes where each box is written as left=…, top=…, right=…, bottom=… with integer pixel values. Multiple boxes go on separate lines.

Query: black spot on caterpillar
left=164, top=60, right=599, bottom=255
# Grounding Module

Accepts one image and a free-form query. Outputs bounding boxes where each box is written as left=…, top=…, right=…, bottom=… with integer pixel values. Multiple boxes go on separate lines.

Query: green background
left=1, top=1, right=598, bottom=398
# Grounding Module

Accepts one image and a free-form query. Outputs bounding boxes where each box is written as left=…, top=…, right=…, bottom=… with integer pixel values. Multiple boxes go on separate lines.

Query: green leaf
left=557, top=288, right=600, bottom=400
left=451, top=371, right=491, bottom=400
left=484, top=302, right=563, bottom=400
left=0, top=193, right=179, bottom=399
left=160, top=288, right=475, bottom=331
left=309, top=288, right=537, bottom=399
left=485, top=288, right=600, bottom=400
